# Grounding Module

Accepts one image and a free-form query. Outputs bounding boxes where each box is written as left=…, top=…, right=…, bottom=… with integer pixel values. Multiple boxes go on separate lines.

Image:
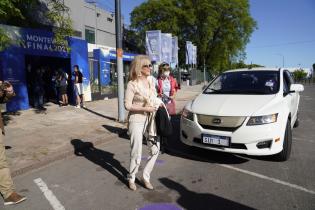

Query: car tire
left=275, top=119, right=292, bottom=161
left=293, top=112, right=299, bottom=128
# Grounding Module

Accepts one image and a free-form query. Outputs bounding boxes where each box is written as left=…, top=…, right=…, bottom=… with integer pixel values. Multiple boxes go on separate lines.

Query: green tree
left=0, top=0, right=73, bottom=51
left=130, top=0, right=256, bottom=74
left=46, top=0, right=74, bottom=49
left=292, top=69, right=308, bottom=82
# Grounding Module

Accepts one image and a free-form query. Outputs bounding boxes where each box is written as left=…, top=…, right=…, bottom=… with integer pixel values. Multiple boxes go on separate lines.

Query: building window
left=73, top=30, right=82, bottom=38
left=107, top=17, right=113, bottom=22
left=85, top=27, right=95, bottom=44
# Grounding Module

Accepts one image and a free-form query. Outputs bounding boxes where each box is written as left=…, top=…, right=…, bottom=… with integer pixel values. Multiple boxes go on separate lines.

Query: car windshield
left=204, top=70, right=280, bottom=95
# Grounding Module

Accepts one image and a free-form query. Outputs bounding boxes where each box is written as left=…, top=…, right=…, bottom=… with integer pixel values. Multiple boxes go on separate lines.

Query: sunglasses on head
left=142, top=64, right=152, bottom=68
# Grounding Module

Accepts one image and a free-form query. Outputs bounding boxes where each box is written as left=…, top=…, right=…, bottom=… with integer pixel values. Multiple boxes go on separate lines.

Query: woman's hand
left=144, top=106, right=156, bottom=113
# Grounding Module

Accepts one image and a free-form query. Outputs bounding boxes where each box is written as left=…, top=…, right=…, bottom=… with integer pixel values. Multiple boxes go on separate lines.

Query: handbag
left=165, top=99, right=176, bottom=115
left=155, top=106, right=173, bottom=137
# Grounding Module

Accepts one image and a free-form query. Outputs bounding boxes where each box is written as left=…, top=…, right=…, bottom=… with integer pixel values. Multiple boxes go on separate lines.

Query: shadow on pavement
left=102, top=125, right=129, bottom=140
left=2, top=111, right=21, bottom=126
left=71, top=139, right=128, bottom=186
left=239, top=154, right=278, bottom=162
left=160, top=178, right=255, bottom=210
left=82, top=107, right=117, bottom=121
left=166, top=115, right=249, bottom=165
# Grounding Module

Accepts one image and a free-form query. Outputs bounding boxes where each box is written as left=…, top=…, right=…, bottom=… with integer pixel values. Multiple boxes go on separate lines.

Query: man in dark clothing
left=73, top=65, right=85, bottom=108
left=33, top=68, right=46, bottom=110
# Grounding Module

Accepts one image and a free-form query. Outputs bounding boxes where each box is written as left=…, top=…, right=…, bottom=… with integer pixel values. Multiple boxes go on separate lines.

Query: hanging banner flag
left=192, top=45, right=197, bottom=65
left=172, top=36, right=178, bottom=66
left=161, top=33, right=172, bottom=64
left=146, top=30, right=161, bottom=62
left=185, top=41, right=191, bottom=65
left=186, top=41, right=194, bottom=65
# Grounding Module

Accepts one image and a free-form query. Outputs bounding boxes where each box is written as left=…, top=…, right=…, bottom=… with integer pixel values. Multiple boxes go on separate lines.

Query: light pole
left=115, top=0, right=125, bottom=122
left=203, top=58, right=206, bottom=85
left=275, top=53, right=284, bottom=68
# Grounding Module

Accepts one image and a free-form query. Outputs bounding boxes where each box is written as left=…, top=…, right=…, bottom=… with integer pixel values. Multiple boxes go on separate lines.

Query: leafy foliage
left=292, top=69, right=308, bottom=82
left=46, top=0, right=74, bottom=50
left=130, top=0, right=257, bottom=73
left=0, top=0, right=73, bottom=51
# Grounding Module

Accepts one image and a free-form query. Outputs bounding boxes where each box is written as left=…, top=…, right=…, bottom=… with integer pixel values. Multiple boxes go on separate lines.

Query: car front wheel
left=293, top=112, right=299, bottom=128
left=275, top=119, right=292, bottom=161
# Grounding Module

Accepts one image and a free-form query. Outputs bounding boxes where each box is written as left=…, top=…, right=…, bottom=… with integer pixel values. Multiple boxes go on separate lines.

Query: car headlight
left=182, top=108, right=194, bottom=121
left=247, top=114, right=278, bottom=126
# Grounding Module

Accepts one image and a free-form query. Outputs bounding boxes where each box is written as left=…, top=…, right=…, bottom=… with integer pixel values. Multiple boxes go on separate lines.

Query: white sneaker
left=75, top=105, right=81, bottom=109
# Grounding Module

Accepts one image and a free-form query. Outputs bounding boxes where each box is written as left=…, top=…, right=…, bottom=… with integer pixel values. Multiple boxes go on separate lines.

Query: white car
left=180, top=68, right=304, bottom=161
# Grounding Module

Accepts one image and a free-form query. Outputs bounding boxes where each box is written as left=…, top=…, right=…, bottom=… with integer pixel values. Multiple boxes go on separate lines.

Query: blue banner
left=69, top=37, right=91, bottom=101
left=94, top=49, right=111, bottom=86
left=109, top=50, right=137, bottom=61
left=161, top=33, right=172, bottom=64
left=192, top=45, right=197, bottom=65
left=1, top=48, right=29, bottom=111
left=0, top=24, right=69, bottom=58
left=146, top=30, right=161, bottom=62
left=172, top=36, right=178, bottom=66
left=186, top=41, right=192, bottom=65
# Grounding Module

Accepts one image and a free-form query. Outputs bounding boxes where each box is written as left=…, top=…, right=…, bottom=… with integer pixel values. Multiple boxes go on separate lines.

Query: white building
left=63, top=0, right=118, bottom=50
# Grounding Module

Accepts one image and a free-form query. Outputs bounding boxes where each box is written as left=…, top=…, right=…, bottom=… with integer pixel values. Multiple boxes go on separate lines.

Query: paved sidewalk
left=3, top=83, right=204, bottom=176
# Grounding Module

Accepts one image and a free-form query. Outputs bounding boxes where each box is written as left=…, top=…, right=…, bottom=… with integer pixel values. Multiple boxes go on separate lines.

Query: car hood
left=190, top=93, right=277, bottom=116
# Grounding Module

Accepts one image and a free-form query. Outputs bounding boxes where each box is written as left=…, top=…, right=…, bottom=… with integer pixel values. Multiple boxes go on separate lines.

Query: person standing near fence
left=124, top=55, right=162, bottom=191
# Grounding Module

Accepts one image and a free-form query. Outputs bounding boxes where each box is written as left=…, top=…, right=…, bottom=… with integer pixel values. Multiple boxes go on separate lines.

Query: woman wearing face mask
left=157, top=62, right=178, bottom=115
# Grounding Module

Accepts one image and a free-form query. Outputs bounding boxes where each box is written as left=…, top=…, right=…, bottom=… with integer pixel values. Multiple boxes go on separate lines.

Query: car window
left=283, top=72, right=290, bottom=94
left=284, top=71, right=294, bottom=85
left=203, top=70, right=280, bottom=95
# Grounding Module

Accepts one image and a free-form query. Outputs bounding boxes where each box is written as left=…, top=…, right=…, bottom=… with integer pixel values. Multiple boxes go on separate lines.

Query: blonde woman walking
left=124, top=55, right=162, bottom=191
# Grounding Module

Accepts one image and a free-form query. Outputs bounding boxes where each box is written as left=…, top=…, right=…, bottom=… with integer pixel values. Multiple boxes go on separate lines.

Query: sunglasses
left=142, top=64, right=152, bottom=68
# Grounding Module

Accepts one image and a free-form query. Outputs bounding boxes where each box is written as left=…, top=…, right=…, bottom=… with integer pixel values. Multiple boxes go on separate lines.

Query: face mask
left=163, top=71, right=170, bottom=77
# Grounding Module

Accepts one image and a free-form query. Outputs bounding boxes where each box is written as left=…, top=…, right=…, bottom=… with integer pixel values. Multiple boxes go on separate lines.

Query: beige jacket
left=124, top=78, right=160, bottom=123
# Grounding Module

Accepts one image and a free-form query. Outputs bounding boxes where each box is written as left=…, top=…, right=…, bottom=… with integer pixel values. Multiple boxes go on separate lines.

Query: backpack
left=155, top=106, right=173, bottom=137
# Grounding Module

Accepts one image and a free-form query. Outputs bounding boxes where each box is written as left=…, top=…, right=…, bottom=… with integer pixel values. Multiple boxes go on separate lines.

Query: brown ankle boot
left=4, top=192, right=27, bottom=206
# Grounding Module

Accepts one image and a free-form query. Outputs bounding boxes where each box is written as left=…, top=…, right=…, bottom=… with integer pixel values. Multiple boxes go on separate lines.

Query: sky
left=94, top=0, right=315, bottom=69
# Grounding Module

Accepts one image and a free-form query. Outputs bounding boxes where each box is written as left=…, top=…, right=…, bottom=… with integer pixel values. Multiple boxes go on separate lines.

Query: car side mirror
left=290, top=84, right=304, bottom=93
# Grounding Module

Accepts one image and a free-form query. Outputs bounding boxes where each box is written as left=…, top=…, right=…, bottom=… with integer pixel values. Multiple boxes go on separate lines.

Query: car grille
left=193, top=138, right=247, bottom=150
left=197, top=114, right=246, bottom=132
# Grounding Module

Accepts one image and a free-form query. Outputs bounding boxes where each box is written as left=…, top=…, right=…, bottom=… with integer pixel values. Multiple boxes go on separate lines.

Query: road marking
left=34, top=178, right=65, bottom=210
left=219, top=164, right=315, bottom=195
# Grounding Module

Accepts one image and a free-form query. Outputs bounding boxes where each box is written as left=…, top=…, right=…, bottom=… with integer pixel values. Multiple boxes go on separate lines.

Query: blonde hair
left=129, top=55, right=151, bottom=81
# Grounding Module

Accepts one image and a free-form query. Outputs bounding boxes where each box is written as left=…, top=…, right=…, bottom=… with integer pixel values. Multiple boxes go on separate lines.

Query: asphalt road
left=3, top=85, right=315, bottom=210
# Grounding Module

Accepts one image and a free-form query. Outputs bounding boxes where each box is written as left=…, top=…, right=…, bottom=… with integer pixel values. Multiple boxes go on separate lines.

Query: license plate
left=202, top=134, right=230, bottom=147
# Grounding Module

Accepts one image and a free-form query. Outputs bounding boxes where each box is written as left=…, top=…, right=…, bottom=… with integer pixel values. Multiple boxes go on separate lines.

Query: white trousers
left=128, top=121, right=160, bottom=183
